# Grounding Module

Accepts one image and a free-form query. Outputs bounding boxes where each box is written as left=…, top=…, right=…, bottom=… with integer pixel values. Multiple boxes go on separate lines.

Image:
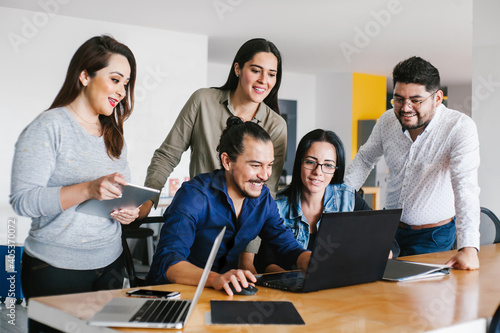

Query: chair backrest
left=480, top=207, right=500, bottom=245
left=121, top=228, right=153, bottom=287
left=121, top=216, right=164, bottom=287
left=488, top=302, right=500, bottom=333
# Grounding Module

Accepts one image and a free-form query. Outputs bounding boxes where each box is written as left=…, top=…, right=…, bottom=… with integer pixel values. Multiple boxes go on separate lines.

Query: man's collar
left=413, top=103, right=444, bottom=134
left=211, top=168, right=228, bottom=194
left=399, top=103, right=445, bottom=136
left=424, top=103, right=444, bottom=132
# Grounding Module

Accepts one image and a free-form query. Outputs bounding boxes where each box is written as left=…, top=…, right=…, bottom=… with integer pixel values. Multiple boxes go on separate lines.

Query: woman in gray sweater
left=10, top=35, right=138, bottom=300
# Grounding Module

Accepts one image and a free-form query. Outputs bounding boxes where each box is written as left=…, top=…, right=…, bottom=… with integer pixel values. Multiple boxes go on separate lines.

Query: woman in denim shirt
left=255, top=129, right=398, bottom=273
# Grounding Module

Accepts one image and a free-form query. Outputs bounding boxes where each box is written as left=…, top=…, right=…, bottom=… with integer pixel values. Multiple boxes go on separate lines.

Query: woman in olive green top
left=139, top=38, right=287, bottom=219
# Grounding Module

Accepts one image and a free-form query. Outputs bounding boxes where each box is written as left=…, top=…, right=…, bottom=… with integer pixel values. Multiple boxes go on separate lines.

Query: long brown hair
left=50, top=35, right=136, bottom=159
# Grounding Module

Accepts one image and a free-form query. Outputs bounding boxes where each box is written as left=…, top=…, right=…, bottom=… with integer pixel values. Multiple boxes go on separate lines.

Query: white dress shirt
left=345, top=104, right=480, bottom=250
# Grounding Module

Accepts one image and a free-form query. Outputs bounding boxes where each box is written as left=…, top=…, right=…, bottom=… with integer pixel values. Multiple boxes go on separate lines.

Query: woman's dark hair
left=50, top=35, right=137, bottom=159
left=282, top=129, right=346, bottom=206
left=217, top=116, right=272, bottom=166
left=392, top=56, right=440, bottom=92
left=217, top=38, right=282, bottom=114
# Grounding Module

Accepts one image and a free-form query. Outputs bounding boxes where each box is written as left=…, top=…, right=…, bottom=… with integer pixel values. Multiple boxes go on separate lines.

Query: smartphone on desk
left=125, top=289, right=181, bottom=299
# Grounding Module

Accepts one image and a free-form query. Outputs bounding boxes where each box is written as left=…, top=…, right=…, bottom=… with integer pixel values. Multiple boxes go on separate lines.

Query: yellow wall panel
left=351, top=73, right=387, bottom=159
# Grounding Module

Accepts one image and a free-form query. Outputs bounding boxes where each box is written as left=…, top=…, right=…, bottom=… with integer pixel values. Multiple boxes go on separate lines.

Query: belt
left=398, top=218, right=453, bottom=230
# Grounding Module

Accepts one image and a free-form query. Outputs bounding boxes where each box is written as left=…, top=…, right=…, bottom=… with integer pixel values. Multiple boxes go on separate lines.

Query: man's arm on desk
left=445, top=247, right=479, bottom=270
left=166, top=261, right=256, bottom=296
left=296, top=251, right=311, bottom=270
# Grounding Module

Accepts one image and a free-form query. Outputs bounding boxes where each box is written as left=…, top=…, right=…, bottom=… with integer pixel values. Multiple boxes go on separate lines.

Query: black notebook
left=383, top=259, right=450, bottom=282
left=210, top=301, right=305, bottom=325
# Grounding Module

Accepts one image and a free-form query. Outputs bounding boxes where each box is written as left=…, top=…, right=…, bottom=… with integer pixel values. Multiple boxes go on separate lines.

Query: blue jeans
left=396, top=218, right=456, bottom=257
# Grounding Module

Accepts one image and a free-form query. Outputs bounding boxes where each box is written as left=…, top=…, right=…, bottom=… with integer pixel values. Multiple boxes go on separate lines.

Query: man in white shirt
left=345, top=56, right=480, bottom=270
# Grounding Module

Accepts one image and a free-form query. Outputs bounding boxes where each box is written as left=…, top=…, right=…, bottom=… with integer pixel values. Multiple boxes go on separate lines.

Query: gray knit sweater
left=10, top=107, right=130, bottom=270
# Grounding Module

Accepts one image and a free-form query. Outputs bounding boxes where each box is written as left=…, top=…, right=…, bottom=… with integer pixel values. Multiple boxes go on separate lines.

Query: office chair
left=489, top=302, right=500, bottom=333
left=480, top=207, right=500, bottom=245
left=121, top=216, right=165, bottom=287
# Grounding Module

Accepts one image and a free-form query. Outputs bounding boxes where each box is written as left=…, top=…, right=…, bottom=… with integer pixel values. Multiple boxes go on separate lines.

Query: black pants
left=22, top=252, right=125, bottom=332
left=21, top=252, right=125, bottom=299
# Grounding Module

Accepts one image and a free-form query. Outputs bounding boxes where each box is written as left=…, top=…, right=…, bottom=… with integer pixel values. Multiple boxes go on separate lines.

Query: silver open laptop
left=88, top=227, right=226, bottom=329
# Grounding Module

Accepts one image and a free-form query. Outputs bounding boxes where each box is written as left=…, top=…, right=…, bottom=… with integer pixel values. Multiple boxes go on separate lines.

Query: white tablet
left=76, top=183, right=160, bottom=218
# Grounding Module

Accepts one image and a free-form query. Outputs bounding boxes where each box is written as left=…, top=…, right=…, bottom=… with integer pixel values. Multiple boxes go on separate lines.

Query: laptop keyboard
left=130, top=299, right=190, bottom=323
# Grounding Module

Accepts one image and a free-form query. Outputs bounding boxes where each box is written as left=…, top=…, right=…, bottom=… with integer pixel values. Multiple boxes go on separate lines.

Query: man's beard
left=396, top=110, right=433, bottom=131
left=230, top=171, right=263, bottom=199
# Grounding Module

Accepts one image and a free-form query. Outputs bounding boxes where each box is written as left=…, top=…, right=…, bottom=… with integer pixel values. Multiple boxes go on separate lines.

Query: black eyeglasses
left=301, top=159, right=338, bottom=174
left=391, top=91, right=437, bottom=111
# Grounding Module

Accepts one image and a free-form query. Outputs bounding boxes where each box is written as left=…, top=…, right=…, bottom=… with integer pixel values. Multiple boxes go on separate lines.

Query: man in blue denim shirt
left=147, top=117, right=310, bottom=295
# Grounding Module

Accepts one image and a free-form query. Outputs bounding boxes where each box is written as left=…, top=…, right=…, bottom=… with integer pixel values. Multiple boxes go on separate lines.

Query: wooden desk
left=28, top=245, right=500, bottom=332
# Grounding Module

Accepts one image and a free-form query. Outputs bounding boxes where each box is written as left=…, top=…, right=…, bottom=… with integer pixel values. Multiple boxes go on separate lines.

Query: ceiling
left=0, top=0, right=473, bottom=87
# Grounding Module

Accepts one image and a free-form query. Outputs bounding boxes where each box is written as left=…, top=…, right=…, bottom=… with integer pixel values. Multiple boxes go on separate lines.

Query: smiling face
left=223, top=136, right=274, bottom=200
left=300, top=141, right=337, bottom=196
left=80, top=53, right=131, bottom=117
left=233, top=52, right=278, bottom=105
left=393, top=82, right=442, bottom=138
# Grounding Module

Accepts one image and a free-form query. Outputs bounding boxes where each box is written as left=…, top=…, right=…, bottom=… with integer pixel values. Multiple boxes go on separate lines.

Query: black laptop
left=256, top=209, right=401, bottom=292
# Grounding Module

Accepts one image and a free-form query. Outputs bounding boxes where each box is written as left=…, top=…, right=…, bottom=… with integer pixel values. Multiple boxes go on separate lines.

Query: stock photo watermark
left=45, top=289, right=117, bottom=333
left=306, top=234, right=341, bottom=273
left=339, top=0, right=404, bottom=63
left=448, top=74, right=500, bottom=115
left=5, top=218, right=18, bottom=326
left=470, top=74, right=500, bottom=110
left=7, top=0, right=71, bottom=54
left=135, top=64, right=170, bottom=103
left=230, top=297, right=305, bottom=330
left=213, top=0, right=243, bottom=21
left=60, top=263, right=124, bottom=332
left=407, top=281, right=457, bottom=331
left=236, top=301, right=278, bottom=325
left=219, top=238, right=343, bottom=330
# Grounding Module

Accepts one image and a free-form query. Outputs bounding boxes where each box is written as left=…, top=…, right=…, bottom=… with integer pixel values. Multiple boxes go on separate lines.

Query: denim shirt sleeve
left=276, top=195, right=310, bottom=249
left=322, top=184, right=356, bottom=213
left=260, top=196, right=306, bottom=268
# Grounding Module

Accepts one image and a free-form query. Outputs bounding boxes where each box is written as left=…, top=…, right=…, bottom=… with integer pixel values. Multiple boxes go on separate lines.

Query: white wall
left=447, top=83, right=473, bottom=116
left=207, top=62, right=317, bottom=150
left=280, top=71, right=316, bottom=146
left=472, top=1, right=500, bottom=215
left=0, top=7, right=207, bottom=244
left=316, top=73, right=353, bottom=156
left=206, top=62, right=228, bottom=87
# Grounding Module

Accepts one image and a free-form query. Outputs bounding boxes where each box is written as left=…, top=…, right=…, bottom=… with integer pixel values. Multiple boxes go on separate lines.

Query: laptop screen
left=301, top=209, right=401, bottom=292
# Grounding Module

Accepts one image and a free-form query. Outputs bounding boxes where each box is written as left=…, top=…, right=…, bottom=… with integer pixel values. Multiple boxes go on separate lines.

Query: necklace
left=68, top=104, right=101, bottom=133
